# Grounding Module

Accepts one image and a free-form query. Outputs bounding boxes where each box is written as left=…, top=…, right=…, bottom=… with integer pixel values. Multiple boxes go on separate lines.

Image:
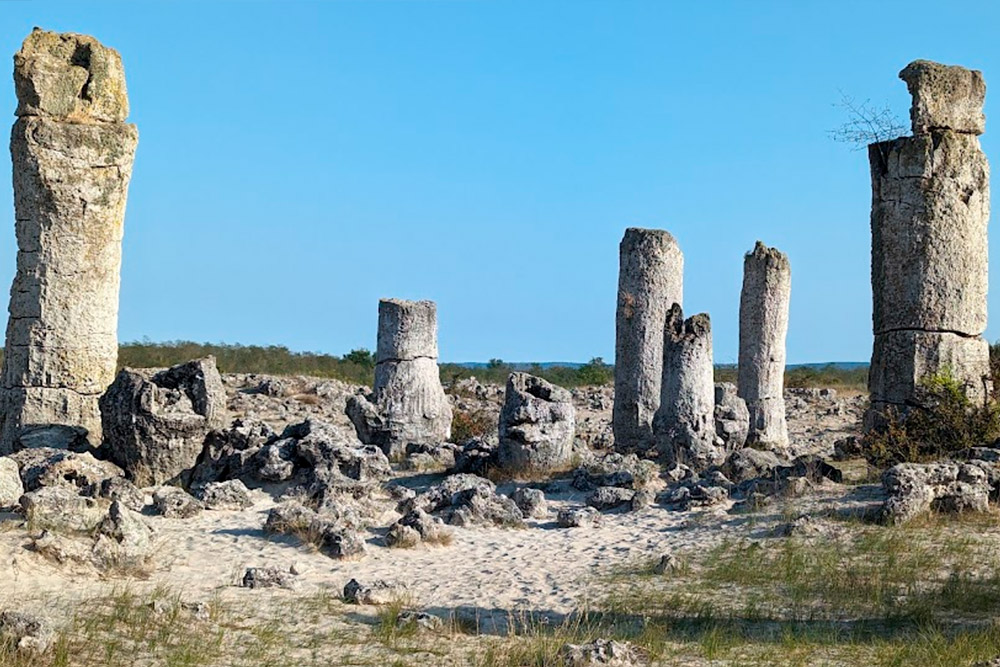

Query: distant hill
left=451, top=361, right=870, bottom=370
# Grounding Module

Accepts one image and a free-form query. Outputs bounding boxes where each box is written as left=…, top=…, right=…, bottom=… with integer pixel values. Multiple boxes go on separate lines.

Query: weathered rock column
left=0, top=29, right=138, bottom=453
left=738, top=241, right=790, bottom=449
left=498, top=372, right=576, bottom=473
left=653, top=304, right=719, bottom=469
left=867, top=60, right=991, bottom=426
left=348, top=299, right=452, bottom=456
left=613, top=228, right=683, bottom=453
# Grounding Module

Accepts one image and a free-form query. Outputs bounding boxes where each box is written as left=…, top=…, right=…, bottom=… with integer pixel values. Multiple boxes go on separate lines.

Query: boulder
left=100, top=357, right=226, bottom=486
left=559, top=639, right=646, bottom=666
left=557, top=506, right=600, bottom=528
left=385, top=509, right=451, bottom=547
left=343, top=579, right=408, bottom=605
left=91, top=500, right=153, bottom=569
left=198, top=479, right=252, bottom=510
left=509, top=487, right=548, bottom=518
left=152, top=486, right=204, bottom=519
left=882, top=461, right=992, bottom=524
left=497, top=373, right=576, bottom=473
left=587, top=486, right=635, bottom=510
left=0, top=457, right=24, bottom=508
left=713, top=383, right=749, bottom=451
left=241, top=567, right=295, bottom=590
left=20, top=485, right=107, bottom=532
left=0, top=610, right=53, bottom=654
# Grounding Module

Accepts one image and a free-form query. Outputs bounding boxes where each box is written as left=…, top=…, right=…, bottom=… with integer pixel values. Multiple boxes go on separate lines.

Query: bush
left=450, top=408, right=495, bottom=444
left=863, top=372, right=1000, bottom=468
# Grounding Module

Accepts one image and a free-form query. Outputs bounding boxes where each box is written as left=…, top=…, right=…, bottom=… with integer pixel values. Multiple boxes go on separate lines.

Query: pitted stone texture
left=376, top=299, right=438, bottom=361
left=870, top=132, right=989, bottom=335
left=653, top=306, right=719, bottom=470
left=869, top=330, right=991, bottom=415
left=900, top=60, right=985, bottom=136
left=497, top=373, right=576, bottom=472
left=99, top=357, right=226, bottom=487
left=613, top=228, right=683, bottom=453
left=738, top=242, right=790, bottom=449
left=0, top=30, right=137, bottom=454
left=882, top=461, right=991, bottom=524
left=14, top=29, right=129, bottom=123
left=713, top=383, right=749, bottom=452
left=350, top=299, right=451, bottom=451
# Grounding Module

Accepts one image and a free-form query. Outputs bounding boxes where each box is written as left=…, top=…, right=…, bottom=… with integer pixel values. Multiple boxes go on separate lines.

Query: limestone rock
left=343, top=579, right=408, bottom=605
left=882, top=461, right=991, bottom=524
left=100, top=357, right=226, bottom=486
left=20, top=485, right=108, bottom=532
left=738, top=241, right=790, bottom=449
left=557, top=506, right=600, bottom=528
left=0, top=457, right=23, bottom=508
left=900, top=60, right=985, bottom=135
left=571, top=453, right=658, bottom=491
left=653, top=306, right=718, bottom=469
left=613, top=228, right=683, bottom=452
left=559, top=639, right=646, bottom=666
left=0, top=610, right=53, bottom=654
left=241, top=567, right=295, bottom=590
left=152, top=486, right=204, bottom=519
left=497, top=372, right=576, bottom=473
left=386, top=509, right=451, bottom=547
left=0, top=31, right=138, bottom=453
left=587, top=486, right=635, bottom=510
left=91, top=500, right=153, bottom=569
left=197, top=479, right=252, bottom=510
left=713, top=383, right=749, bottom=451
left=11, top=447, right=122, bottom=494
left=509, top=487, right=548, bottom=518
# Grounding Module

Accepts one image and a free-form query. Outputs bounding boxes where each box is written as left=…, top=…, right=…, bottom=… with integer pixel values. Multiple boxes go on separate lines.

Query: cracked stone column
left=613, top=228, right=683, bottom=453
left=653, top=304, right=719, bottom=470
left=738, top=241, right=790, bottom=449
left=0, top=29, right=138, bottom=453
left=867, top=60, right=991, bottom=427
left=372, top=298, right=452, bottom=452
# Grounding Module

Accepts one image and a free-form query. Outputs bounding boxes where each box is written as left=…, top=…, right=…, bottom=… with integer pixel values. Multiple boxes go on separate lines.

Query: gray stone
left=557, top=506, right=600, bottom=528
left=882, top=461, right=991, bottom=524
left=152, top=486, right=204, bottom=519
left=900, top=60, right=985, bottom=135
left=572, top=453, right=658, bottom=491
left=0, top=457, right=24, bottom=508
left=0, top=610, right=53, bottom=654
left=99, top=357, right=227, bottom=486
left=587, top=486, right=635, bottom=510
left=198, top=479, right=252, bottom=510
left=509, top=487, right=548, bottom=518
left=613, top=228, right=683, bottom=453
left=867, top=61, right=992, bottom=426
left=20, top=485, right=108, bottom=532
left=559, top=639, right=646, bottom=666
left=11, top=447, right=122, bottom=493
left=395, top=611, right=443, bottom=632
left=386, top=509, right=451, bottom=547
left=91, top=500, right=153, bottom=569
left=719, top=448, right=784, bottom=483
left=241, top=567, right=295, bottom=590
left=343, top=579, right=408, bottom=605
left=498, top=373, right=575, bottom=473
left=629, top=487, right=656, bottom=511
left=714, top=383, right=749, bottom=452
left=738, top=241, right=790, bottom=449
left=653, top=306, right=718, bottom=469
left=348, top=299, right=451, bottom=451
left=0, top=30, right=138, bottom=453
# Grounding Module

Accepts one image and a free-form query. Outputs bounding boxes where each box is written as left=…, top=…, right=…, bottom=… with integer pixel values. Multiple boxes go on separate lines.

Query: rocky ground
left=5, top=374, right=1000, bottom=666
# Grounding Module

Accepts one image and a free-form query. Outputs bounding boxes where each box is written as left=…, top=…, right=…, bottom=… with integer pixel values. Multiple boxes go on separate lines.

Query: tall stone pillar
left=652, top=304, right=719, bottom=469
left=0, top=29, right=138, bottom=453
left=738, top=241, right=790, bottom=449
left=612, top=228, right=683, bottom=452
left=348, top=299, right=452, bottom=456
left=867, top=60, right=991, bottom=426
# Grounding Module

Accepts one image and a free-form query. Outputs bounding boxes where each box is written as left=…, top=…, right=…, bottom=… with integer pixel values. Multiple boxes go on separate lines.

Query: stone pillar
left=498, top=372, right=576, bottom=473
left=867, top=60, right=991, bottom=426
left=653, top=304, right=719, bottom=469
left=368, top=299, right=451, bottom=454
left=0, top=29, right=138, bottom=453
left=738, top=241, right=790, bottom=449
left=612, top=228, right=683, bottom=452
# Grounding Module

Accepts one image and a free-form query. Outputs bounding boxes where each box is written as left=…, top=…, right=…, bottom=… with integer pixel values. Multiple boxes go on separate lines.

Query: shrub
left=863, top=371, right=1000, bottom=468
left=450, top=408, right=495, bottom=444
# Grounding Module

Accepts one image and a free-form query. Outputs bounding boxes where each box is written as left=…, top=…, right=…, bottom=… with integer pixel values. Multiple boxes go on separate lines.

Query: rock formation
left=0, top=29, right=138, bottom=453
left=613, top=228, right=683, bottom=453
left=868, top=60, right=991, bottom=426
left=652, top=305, right=720, bottom=469
left=497, top=372, right=576, bottom=472
left=99, top=357, right=226, bottom=487
left=713, top=383, right=749, bottom=452
left=348, top=299, right=451, bottom=456
left=738, top=241, right=790, bottom=449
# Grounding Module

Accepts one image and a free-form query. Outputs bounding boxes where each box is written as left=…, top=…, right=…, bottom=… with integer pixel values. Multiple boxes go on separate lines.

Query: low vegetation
left=863, top=371, right=1000, bottom=467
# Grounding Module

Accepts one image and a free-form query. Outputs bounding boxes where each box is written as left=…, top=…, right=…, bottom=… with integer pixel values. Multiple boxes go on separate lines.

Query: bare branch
left=829, top=90, right=907, bottom=150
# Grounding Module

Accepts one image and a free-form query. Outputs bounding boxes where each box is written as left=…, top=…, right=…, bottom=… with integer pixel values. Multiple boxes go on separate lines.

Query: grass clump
left=864, top=371, right=1000, bottom=467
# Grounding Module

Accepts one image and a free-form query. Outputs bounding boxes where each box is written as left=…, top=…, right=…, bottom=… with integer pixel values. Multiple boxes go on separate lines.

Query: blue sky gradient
left=1, top=1, right=999, bottom=364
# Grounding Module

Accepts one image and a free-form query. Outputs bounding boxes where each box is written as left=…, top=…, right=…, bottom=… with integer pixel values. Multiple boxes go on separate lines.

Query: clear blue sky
left=1, top=1, right=999, bottom=364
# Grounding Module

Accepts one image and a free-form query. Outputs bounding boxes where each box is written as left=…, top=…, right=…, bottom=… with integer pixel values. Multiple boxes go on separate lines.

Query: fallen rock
left=20, top=485, right=107, bottom=532
left=386, top=509, right=451, bottom=547
left=241, top=567, right=295, bottom=589
left=0, top=610, right=53, bottom=654
left=497, top=373, right=576, bottom=473
left=11, top=447, right=123, bottom=494
left=100, top=357, right=227, bottom=486
left=343, top=579, right=408, bottom=605
left=450, top=437, right=499, bottom=477
left=91, top=500, right=153, bottom=570
left=152, top=486, right=204, bottom=519
left=587, top=486, right=635, bottom=510
left=197, top=479, right=253, bottom=510
left=190, top=418, right=277, bottom=486
left=395, top=610, right=443, bottom=632
left=882, top=461, right=992, bottom=524
left=559, top=638, right=647, bottom=666
left=557, top=507, right=600, bottom=528
left=510, top=487, right=548, bottom=519
left=0, top=457, right=24, bottom=508
left=714, top=382, right=749, bottom=451
left=572, top=454, right=657, bottom=491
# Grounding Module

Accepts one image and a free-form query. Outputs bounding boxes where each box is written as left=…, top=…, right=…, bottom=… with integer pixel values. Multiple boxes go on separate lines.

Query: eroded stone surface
left=0, top=29, right=137, bottom=453
left=738, top=242, right=790, bottom=449
left=613, top=228, right=683, bottom=453
left=900, top=59, right=986, bottom=135
left=497, top=372, right=576, bottom=472
left=653, top=305, right=718, bottom=469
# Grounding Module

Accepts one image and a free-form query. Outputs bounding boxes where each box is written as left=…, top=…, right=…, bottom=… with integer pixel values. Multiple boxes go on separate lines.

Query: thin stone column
left=612, top=228, right=683, bottom=452
left=738, top=241, right=790, bottom=449
left=0, top=29, right=138, bottom=452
